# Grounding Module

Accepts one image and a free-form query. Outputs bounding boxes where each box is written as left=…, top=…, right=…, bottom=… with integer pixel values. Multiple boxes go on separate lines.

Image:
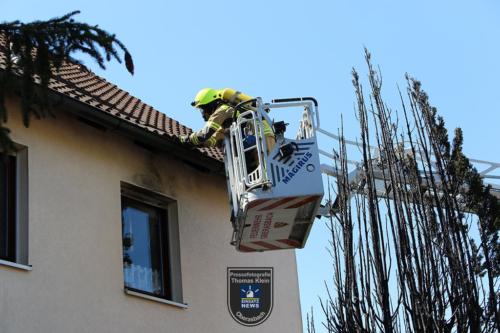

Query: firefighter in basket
left=179, top=88, right=276, bottom=166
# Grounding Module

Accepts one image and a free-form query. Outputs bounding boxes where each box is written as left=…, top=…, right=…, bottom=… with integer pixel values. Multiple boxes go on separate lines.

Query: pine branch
left=0, top=11, right=134, bottom=152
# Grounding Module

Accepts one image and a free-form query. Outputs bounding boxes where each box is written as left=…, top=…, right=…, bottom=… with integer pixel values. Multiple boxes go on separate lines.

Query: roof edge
left=51, top=88, right=225, bottom=175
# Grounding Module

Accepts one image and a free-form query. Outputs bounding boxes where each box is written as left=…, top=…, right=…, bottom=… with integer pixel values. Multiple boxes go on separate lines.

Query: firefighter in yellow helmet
left=179, top=88, right=275, bottom=153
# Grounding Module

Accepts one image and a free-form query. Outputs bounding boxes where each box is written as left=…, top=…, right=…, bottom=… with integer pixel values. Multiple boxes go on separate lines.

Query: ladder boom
left=315, top=115, right=500, bottom=210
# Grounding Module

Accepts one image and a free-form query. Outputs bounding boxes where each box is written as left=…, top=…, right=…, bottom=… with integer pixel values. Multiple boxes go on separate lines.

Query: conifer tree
left=0, top=11, right=134, bottom=151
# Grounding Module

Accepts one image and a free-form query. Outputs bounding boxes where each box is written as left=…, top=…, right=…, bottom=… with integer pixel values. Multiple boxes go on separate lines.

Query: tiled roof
left=0, top=36, right=224, bottom=162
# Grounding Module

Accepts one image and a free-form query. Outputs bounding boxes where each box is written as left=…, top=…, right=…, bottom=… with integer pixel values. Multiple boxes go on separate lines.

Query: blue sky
left=3, top=1, right=500, bottom=331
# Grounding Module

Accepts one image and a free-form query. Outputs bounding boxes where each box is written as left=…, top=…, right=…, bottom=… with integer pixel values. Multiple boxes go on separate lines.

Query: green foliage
left=412, top=75, right=499, bottom=280
left=448, top=126, right=500, bottom=279
left=0, top=11, right=134, bottom=152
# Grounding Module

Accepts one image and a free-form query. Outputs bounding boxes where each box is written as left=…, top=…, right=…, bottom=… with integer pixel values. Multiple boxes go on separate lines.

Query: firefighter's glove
left=179, top=135, right=196, bottom=148
left=179, top=135, right=190, bottom=144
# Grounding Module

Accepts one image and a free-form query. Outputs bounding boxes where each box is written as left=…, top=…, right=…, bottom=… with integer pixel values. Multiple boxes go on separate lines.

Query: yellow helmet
left=191, top=88, right=219, bottom=108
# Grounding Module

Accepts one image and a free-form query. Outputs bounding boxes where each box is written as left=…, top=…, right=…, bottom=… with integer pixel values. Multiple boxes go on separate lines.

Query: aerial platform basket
left=224, top=97, right=324, bottom=252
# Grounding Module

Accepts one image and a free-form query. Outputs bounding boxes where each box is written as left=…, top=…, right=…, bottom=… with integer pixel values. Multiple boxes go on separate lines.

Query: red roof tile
left=0, top=35, right=224, bottom=162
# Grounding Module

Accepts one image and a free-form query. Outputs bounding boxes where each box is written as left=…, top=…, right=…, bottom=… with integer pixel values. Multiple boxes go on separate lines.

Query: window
left=0, top=147, right=28, bottom=267
left=0, top=154, right=16, bottom=262
left=121, top=183, right=183, bottom=303
left=122, top=197, right=170, bottom=298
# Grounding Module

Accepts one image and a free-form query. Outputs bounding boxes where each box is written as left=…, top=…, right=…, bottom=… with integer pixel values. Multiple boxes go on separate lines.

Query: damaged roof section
left=0, top=34, right=224, bottom=167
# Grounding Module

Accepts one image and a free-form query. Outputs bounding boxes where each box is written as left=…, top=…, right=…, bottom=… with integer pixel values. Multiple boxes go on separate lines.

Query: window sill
left=0, top=259, right=32, bottom=271
left=124, top=288, right=188, bottom=309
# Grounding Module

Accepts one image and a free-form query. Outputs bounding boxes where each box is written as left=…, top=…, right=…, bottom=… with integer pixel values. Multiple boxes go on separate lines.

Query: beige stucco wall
left=0, top=98, right=302, bottom=333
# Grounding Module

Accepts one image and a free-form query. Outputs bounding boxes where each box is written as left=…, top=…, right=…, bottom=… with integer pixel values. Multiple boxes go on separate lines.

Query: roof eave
left=52, top=90, right=225, bottom=175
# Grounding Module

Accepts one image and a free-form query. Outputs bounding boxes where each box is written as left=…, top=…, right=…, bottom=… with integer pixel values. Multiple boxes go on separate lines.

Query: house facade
left=0, top=61, right=302, bottom=332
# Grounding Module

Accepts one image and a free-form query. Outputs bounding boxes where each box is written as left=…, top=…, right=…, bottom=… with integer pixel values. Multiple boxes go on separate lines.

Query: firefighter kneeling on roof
left=179, top=88, right=276, bottom=164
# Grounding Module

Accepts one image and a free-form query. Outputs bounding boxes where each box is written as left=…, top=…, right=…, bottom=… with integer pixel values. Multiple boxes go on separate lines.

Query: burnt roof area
left=0, top=35, right=224, bottom=174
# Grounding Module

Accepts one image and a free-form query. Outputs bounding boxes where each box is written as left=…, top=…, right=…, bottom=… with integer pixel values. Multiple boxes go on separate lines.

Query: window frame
left=0, top=154, right=17, bottom=262
left=0, top=145, right=29, bottom=269
left=120, top=182, right=183, bottom=304
left=121, top=196, right=171, bottom=300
